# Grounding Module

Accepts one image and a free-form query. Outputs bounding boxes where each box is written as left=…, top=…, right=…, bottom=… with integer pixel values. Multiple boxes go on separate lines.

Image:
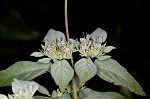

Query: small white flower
left=82, top=44, right=89, bottom=49
left=94, top=43, right=101, bottom=48
left=80, top=38, right=86, bottom=42
left=64, top=48, right=70, bottom=52
left=85, top=34, right=90, bottom=40
left=60, top=39, right=66, bottom=45
left=47, top=44, right=55, bottom=50
left=78, top=33, right=114, bottom=58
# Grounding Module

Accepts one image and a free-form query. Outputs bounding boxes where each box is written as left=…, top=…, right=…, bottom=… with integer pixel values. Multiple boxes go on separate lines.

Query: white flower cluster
left=52, top=89, right=62, bottom=98
left=42, top=39, right=74, bottom=60
left=31, top=28, right=115, bottom=60
left=0, top=79, right=39, bottom=99
left=77, top=35, right=106, bottom=58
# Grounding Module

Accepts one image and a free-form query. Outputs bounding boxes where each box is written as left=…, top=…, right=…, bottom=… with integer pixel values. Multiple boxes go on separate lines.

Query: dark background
left=0, top=0, right=150, bottom=99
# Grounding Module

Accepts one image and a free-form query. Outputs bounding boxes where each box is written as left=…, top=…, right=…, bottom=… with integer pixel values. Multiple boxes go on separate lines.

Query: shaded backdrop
left=0, top=0, right=150, bottom=99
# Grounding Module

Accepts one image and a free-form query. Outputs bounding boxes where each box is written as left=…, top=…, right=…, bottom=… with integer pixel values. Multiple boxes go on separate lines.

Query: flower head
left=0, top=78, right=39, bottom=99
left=77, top=28, right=115, bottom=58
left=77, top=34, right=106, bottom=58
left=10, top=78, right=39, bottom=99
left=42, top=39, right=75, bottom=60
left=30, top=28, right=115, bottom=60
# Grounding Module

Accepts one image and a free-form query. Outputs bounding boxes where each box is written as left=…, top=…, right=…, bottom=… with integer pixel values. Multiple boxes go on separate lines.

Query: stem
left=65, top=0, right=70, bottom=42
left=71, top=58, right=78, bottom=99
left=64, top=0, right=78, bottom=99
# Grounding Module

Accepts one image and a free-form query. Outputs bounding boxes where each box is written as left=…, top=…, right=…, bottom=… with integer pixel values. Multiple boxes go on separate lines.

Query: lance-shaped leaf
left=43, top=29, right=66, bottom=43
left=103, top=46, right=116, bottom=53
left=34, top=96, right=52, bottom=99
left=79, top=88, right=126, bottom=99
left=89, top=28, right=107, bottom=43
left=51, top=60, right=74, bottom=92
left=0, top=61, right=51, bottom=87
left=37, top=58, right=51, bottom=63
left=38, top=84, right=51, bottom=96
left=94, top=58, right=146, bottom=96
left=75, top=58, right=97, bottom=85
left=97, top=55, right=111, bottom=60
left=30, top=52, right=44, bottom=57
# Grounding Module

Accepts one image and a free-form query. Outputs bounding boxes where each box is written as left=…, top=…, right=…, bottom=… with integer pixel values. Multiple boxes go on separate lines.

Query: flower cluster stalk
left=64, top=0, right=78, bottom=99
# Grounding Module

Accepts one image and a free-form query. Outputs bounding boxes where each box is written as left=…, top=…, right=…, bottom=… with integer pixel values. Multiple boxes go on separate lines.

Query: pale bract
left=0, top=94, right=9, bottom=99
left=11, top=78, right=39, bottom=99
left=0, top=78, right=39, bottom=99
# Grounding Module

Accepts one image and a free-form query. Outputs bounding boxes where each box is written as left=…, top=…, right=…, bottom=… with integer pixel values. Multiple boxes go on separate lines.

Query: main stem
left=64, top=0, right=78, bottom=99
left=65, top=0, right=70, bottom=42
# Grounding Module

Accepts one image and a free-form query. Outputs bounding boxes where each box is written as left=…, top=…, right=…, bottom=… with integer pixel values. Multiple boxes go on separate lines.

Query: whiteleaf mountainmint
left=0, top=0, right=146, bottom=98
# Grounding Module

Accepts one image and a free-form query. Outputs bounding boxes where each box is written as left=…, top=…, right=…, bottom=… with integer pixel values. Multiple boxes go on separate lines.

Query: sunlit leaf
left=0, top=61, right=51, bottom=87
left=79, top=88, right=126, bottom=99
left=75, top=58, right=97, bottom=85
left=51, top=60, right=74, bottom=92
left=94, top=58, right=146, bottom=96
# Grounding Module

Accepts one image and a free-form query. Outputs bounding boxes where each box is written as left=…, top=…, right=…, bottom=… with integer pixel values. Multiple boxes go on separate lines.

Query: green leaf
left=103, top=46, right=116, bottom=53
left=69, top=38, right=77, bottom=52
left=97, top=55, right=111, bottom=60
left=59, top=93, right=71, bottom=99
left=89, top=28, right=107, bottom=43
left=75, top=58, right=97, bottom=85
left=43, top=29, right=66, bottom=43
left=0, top=61, right=51, bottom=87
left=51, top=60, right=74, bottom=92
left=38, top=84, right=51, bottom=96
left=34, top=96, right=51, bottom=99
left=30, top=52, right=44, bottom=57
left=38, top=58, right=51, bottom=63
left=79, top=88, right=126, bottom=99
left=94, top=58, right=146, bottom=96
